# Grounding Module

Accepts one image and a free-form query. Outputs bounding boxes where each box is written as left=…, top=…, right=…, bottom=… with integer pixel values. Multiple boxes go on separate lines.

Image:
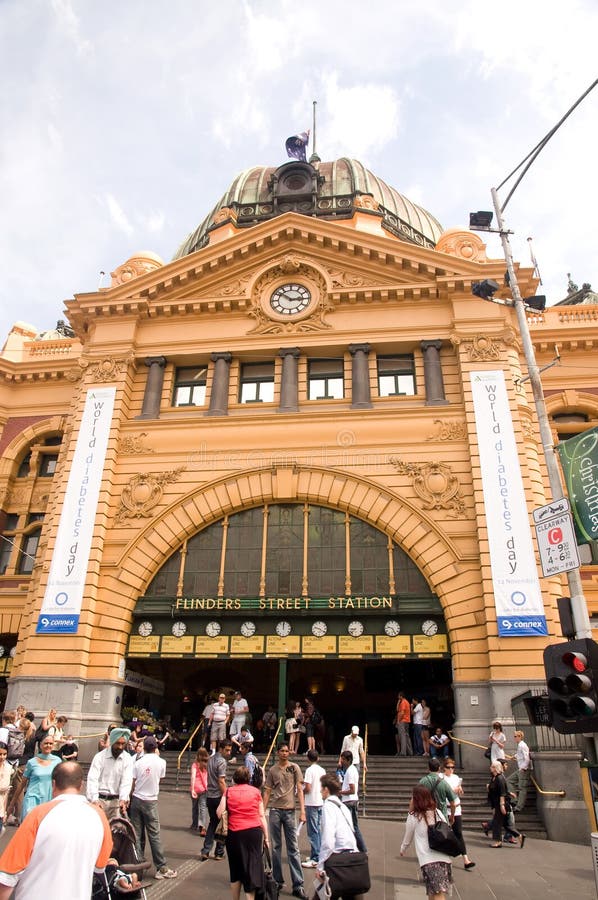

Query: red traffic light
left=563, top=651, right=588, bottom=673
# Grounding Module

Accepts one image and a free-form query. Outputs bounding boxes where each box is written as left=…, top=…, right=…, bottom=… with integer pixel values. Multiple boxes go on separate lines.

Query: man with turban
left=86, top=727, right=133, bottom=820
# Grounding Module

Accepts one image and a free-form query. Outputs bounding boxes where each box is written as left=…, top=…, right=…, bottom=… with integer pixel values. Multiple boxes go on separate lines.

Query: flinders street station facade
left=1, top=154, right=597, bottom=765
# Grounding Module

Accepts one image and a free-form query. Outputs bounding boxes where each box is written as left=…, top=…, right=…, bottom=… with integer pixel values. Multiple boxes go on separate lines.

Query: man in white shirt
left=317, top=774, right=358, bottom=882
left=86, top=728, right=133, bottom=820
left=209, top=693, right=230, bottom=752
left=338, top=725, right=367, bottom=772
left=129, top=737, right=177, bottom=880
left=302, top=749, right=326, bottom=868
left=339, top=751, right=366, bottom=853
left=411, top=698, right=424, bottom=756
left=230, top=690, right=249, bottom=741
left=0, top=762, right=112, bottom=900
left=507, top=730, right=531, bottom=812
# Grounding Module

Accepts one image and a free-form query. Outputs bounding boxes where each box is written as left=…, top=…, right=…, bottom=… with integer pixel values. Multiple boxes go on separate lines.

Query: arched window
left=145, top=503, right=436, bottom=602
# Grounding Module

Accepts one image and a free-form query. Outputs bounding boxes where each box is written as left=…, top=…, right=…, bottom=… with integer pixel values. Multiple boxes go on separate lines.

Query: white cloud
left=103, top=194, right=134, bottom=237
left=50, top=0, right=91, bottom=55
left=317, top=72, right=400, bottom=160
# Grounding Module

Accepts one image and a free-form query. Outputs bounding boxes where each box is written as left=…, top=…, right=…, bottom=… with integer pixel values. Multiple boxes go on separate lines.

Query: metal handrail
left=362, top=723, right=368, bottom=816
left=176, top=717, right=204, bottom=788
left=448, top=731, right=566, bottom=797
left=263, top=717, right=283, bottom=770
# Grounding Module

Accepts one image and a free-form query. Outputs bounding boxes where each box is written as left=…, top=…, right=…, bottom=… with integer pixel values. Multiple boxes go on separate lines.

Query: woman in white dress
left=488, top=721, right=506, bottom=764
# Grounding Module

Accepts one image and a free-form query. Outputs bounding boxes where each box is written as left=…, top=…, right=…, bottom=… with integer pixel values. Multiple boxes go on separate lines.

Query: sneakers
left=302, top=859, right=317, bottom=868
left=155, top=866, right=178, bottom=879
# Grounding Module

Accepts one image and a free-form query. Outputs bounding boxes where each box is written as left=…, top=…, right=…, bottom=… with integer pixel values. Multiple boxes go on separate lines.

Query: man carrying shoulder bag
left=315, top=773, right=370, bottom=899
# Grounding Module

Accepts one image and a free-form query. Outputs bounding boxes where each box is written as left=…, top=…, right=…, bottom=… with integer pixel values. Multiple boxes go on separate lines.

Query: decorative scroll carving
left=119, top=433, right=154, bottom=455
left=3, top=486, right=30, bottom=511
left=116, top=467, right=185, bottom=523
left=30, top=485, right=51, bottom=509
left=450, top=334, right=502, bottom=361
left=213, top=278, right=251, bottom=297
left=110, top=252, right=163, bottom=287
left=354, top=193, right=380, bottom=211
left=328, top=270, right=367, bottom=288
left=435, top=228, right=488, bottom=263
left=426, top=420, right=467, bottom=441
left=389, top=457, right=467, bottom=517
left=213, top=206, right=237, bottom=224
left=89, top=355, right=134, bottom=382
left=520, top=416, right=537, bottom=441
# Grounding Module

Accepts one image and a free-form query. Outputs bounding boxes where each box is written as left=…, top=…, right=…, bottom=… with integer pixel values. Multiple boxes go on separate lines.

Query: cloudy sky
left=1, top=0, right=596, bottom=341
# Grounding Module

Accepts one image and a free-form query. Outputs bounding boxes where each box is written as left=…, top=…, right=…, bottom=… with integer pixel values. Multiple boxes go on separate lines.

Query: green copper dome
left=173, top=158, right=443, bottom=259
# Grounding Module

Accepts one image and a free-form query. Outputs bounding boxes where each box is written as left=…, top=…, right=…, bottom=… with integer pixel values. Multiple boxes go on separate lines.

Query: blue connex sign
left=498, top=615, right=548, bottom=637
left=36, top=614, right=80, bottom=634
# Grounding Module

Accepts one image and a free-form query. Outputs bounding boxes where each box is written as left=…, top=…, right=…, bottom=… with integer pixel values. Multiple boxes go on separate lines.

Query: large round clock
left=270, top=283, right=311, bottom=315
left=422, top=619, right=439, bottom=637
left=138, top=621, right=153, bottom=637
left=348, top=620, right=364, bottom=637
left=172, top=620, right=187, bottom=637
left=276, top=621, right=292, bottom=637
left=241, top=621, right=256, bottom=637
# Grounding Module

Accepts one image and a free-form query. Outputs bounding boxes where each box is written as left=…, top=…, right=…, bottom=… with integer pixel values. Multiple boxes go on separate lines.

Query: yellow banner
left=302, top=636, right=338, bottom=655
left=161, top=636, right=195, bottom=655
left=196, top=636, right=230, bottom=656
left=338, top=636, right=374, bottom=656
left=375, top=635, right=412, bottom=655
left=230, top=636, right=265, bottom=655
left=412, top=634, right=448, bottom=654
left=128, top=636, right=160, bottom=655
left=266, top=636, right=301, bottom=656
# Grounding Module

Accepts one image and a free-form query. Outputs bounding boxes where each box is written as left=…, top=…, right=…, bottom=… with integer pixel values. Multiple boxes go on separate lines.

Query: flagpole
left=310, top=100, right=320, bottom=164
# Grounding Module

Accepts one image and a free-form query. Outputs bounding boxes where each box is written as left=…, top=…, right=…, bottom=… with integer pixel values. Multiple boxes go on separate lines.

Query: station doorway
left=123, top=656, right=453, bottom=755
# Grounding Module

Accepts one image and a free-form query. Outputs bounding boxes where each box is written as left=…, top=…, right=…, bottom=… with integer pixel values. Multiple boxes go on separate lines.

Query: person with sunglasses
left=440, top=759, right=475, bottom=870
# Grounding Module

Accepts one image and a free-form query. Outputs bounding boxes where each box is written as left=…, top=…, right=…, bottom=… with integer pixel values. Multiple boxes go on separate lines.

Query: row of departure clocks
left=136, top=619, right=440, bottom=639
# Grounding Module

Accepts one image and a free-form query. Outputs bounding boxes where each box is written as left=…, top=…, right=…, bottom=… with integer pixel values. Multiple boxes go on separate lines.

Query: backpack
left=311, top=709, right=322, bottom=726
left=7, top=728, right=25, bottom=761
left=250, top=761, right=264, bottom=789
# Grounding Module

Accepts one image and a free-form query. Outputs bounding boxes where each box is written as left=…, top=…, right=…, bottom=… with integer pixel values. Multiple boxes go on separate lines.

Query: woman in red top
left=190, top=746, right=209, bottom=835
left=217, top=766, right=269, bottom=900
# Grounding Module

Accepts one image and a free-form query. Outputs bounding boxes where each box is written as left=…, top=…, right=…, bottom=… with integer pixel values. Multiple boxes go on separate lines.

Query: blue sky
left=1, top=0, right=596, bottom=341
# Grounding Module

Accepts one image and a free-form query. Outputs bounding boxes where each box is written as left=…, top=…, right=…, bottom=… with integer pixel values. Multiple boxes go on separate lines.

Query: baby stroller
left=91, top=816, right=152, bottom=899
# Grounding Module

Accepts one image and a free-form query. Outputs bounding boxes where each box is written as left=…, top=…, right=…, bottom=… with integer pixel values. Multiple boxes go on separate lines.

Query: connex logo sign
left=499, top=615, right=547, bottom=637
left=36, top=614, right=79, bottom=634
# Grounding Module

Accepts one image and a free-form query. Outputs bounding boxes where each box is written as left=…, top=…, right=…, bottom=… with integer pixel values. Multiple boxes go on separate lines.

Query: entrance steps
left=159, top=751, right=547, bottom=838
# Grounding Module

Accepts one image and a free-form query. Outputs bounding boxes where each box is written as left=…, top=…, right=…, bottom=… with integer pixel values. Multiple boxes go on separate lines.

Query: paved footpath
left=2, top=792, right=596, bottom=898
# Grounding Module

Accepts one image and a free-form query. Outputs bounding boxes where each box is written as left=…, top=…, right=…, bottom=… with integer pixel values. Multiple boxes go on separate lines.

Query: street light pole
left=490, top=187, right=592, bottom=641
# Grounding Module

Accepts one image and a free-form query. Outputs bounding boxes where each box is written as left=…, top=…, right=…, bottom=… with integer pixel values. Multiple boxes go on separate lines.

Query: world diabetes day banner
left=470, top=371, right=547, bottom=637
left=556, top=426, right=598, bottom=545
left=37, top=387, right=116, bottom=634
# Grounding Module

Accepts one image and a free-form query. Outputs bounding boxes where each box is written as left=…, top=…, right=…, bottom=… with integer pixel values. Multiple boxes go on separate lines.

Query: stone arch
left=545, top=390, right=598, bottom=419
left=115, top=465, right=477, bottom=643
left=0, top=416, right=67, bottom=478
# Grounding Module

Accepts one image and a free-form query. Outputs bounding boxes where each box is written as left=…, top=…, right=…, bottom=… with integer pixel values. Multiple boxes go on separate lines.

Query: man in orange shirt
left=395, top=692, right=413, bottom=756
left=0, top=762, right=112, bottom=899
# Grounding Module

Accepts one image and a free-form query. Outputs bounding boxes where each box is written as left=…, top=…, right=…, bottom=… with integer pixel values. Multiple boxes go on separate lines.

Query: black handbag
left=427, top=815, right=462, bottom=857
left=484, top=747, right=492, bottom=759
left=256, top=845, right=278, bottom=900
left=324, top=850, right=371, bottom=896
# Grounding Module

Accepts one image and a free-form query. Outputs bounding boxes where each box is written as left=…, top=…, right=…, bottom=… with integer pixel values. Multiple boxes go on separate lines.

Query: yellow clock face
left=270, top=283, right=311, bottom=315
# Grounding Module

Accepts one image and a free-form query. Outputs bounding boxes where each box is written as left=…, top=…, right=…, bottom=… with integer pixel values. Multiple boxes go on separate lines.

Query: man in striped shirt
left=0, top=762, right=112, bottom=899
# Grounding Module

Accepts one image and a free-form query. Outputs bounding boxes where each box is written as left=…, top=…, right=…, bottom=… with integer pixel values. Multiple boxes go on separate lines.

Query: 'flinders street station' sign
left=173, top=596, right=394, bottom=612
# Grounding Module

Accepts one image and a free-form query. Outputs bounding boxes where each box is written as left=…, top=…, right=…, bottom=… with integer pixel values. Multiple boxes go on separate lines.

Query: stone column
left=349, top=343, right=373, bottom=409
left=206, top=352, right=232, bottom=416
left=421, top=340, right=448, bottom=406
left=139, top=356, right=166, bottom=419
left=278, top=347, right=301, bottom=413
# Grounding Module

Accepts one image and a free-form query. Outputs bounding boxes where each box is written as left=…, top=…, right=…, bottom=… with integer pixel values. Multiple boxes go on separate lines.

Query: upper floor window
left=308, top=359, right=344, bottom=400
left=16, top=453, right=31, bottom=478
left=0, top=514, right=19, bottom=575
left=173, top=366, right=207, bottom=407
left=377, top=355, right=415, bottom=396
left=38, top=454, right=58, bottom=477
left=239, top=363, right=275, bottom=403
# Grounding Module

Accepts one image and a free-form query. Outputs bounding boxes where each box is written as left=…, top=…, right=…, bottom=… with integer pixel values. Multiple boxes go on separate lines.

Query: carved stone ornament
left=521, top=416, right=537, bottom=441
left=450, top=333, right=502, bottom=361
left=115, top=466, right=185, bottom=523
left=119, top=433, right=154, bottom=455
left=249, top=259, right=333, bottom=335
left=89, top=355, right=134, bottom=382
left=3, top=486, right=30, bottom=512
left=435, top=228, right=488, bottom=263
left=389, top=457, right=467, bottom=517
left=110, top=251, right=164, bottom=287
left=354, top=193, right=380, bottom=211
left=213, top=206, right=237, bottom=225
left=213, top=277, right=251, bottom=297
left=30, top=485, right=51, bottom=509
left=426, top=419, right=468, bottom=441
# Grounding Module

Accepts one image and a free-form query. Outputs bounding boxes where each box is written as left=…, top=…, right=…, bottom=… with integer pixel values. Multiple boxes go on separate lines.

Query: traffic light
left=543, top=638, right=598, bottom=734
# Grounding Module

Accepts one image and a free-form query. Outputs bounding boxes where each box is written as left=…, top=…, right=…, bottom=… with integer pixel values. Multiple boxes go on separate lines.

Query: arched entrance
left=124, top=499, right=454, bottom=752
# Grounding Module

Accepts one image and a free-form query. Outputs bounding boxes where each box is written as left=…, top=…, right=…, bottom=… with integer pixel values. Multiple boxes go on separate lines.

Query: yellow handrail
left=362, top=723, right=368, bottom=815
left=263, top=717, right=283, bottom=770
left=448, top=731, right=566, bottom=797
left=176, top=717, right=205, bottom=786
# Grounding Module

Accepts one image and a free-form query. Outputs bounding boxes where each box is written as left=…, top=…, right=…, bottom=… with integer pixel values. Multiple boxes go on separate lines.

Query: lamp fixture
left=471, top=279, right=500, bottom=300
left=523, top=294, right=547, bottom=312
left=469, top=210, right=494, bottom=229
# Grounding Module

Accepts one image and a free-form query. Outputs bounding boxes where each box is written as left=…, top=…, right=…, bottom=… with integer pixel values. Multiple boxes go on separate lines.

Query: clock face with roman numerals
left=270, top=284, right=311, bottom=315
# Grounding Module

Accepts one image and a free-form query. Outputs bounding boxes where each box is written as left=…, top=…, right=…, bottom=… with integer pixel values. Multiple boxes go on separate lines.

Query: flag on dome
left=285, top=131, right=310, bottom=162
